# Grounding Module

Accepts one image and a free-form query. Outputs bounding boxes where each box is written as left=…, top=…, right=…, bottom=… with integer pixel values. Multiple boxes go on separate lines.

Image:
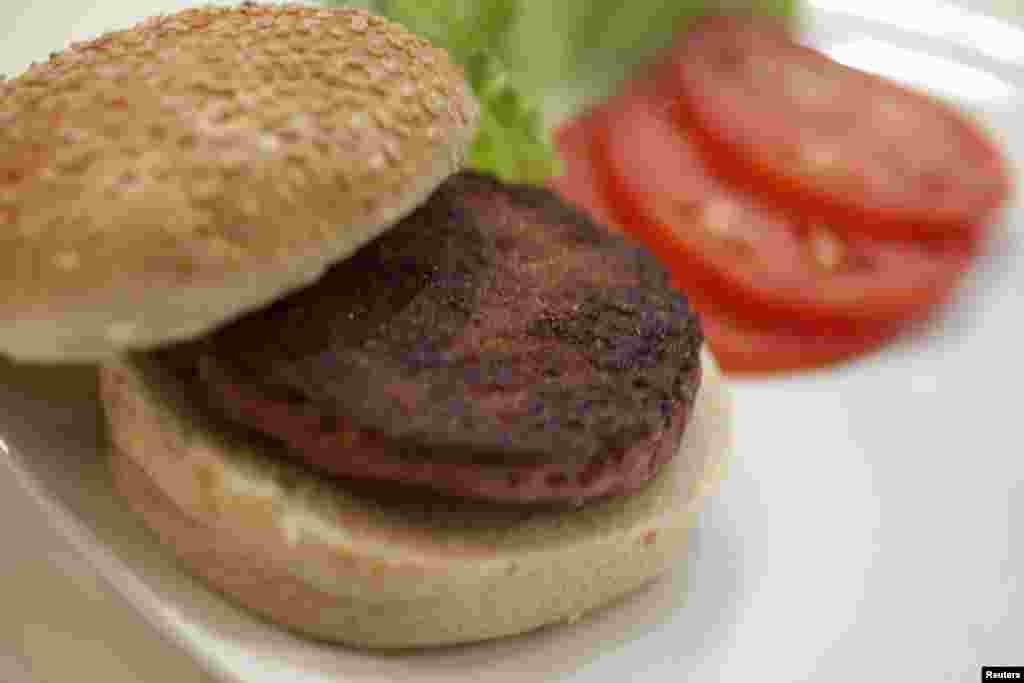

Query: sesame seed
left=53, top=250, right=81, bottom=271
left=398, top=80, right=417, bottom=98
left=382, top=139, right=401, bottom=162
left=257, top=132, right=280, bottom=153
left=428, top=91, right=447, bottom=114
left=106, top=321, right=139, bottom=343
left=367, top=151, right=387, bottom=171
left=287, top=112, right=313, bottom=131
left=349, top=110, right=370, bottom=130
left=350, top=14, right=368, bottom=32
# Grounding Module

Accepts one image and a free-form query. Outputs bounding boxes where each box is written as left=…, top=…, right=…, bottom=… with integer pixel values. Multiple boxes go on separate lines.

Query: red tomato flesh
left=681, top=286, right=907, bottom=374
left=593, top=79, right=974, bottom=334
left=550, top=93, right=923, bottom=374
left=664, top=15, right=1010, bottom=242
left=549, top=107, right=624, bottom=232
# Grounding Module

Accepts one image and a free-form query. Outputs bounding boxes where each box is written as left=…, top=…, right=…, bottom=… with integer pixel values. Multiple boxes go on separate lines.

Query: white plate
left=2, top=1, right=1023, bottom=682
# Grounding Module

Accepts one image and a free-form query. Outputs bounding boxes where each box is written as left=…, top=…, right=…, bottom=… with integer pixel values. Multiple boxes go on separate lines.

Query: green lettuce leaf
left=336, top=0, right=555, bottom=184
left=333, top=1, right=798, bottom=184
left=512, top=1, right=800, bottom=124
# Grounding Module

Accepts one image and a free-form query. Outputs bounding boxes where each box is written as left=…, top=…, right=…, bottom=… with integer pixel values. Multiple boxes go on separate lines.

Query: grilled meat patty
left=155, top=172, right=704, bottom=503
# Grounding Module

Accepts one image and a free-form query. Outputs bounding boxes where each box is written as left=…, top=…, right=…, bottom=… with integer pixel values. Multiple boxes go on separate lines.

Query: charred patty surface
left=156, top=172, right=703, bottom=502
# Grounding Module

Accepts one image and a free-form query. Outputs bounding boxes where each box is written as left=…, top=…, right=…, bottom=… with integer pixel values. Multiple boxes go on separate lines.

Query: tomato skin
left=681, top=286, right=907, bottom=375
left=592, top=79, right=975, bottom=335
left=547, top=23, right=993, bottom=374
left=547, top=108, right=924, bottom=375
left=663, top=15, right=1011, bottom=243
left=549, top=108, right=624, bottom=232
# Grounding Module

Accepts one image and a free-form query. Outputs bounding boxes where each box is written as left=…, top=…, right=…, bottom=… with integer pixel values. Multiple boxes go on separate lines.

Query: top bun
left=0, top=2, right=478, bottom=362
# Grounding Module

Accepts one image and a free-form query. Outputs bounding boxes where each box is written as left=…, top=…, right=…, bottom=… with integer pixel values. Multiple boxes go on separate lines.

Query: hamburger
left=0, top=3, right=730, bottom=648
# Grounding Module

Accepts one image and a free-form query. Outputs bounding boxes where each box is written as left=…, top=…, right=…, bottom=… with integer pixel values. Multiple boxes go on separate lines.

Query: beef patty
left=155, top=172, right=704, bottom=503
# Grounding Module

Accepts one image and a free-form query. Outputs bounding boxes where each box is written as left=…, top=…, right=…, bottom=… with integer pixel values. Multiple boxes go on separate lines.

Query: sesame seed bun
left=0, top=3, right=477, bottom=362
left=99, top=349, right=729, bottom=649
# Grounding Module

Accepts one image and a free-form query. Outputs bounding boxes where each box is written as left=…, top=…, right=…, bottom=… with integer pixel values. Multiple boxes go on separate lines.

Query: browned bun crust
left=99, top=350, right=730, bottom=649
left=0, top=3, right=477, bottom=362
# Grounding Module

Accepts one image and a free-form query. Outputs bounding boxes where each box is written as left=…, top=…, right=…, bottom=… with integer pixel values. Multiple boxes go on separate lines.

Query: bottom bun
left=100, top=350, right=731, bottom=649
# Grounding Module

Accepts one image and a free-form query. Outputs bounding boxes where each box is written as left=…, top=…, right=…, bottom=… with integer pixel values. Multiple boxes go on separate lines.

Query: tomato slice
left=680, top=285, right=906, bottom=374
left=593, top=78, right=974, bottom=334
left=547, top=92, right=921, bottom=374
left=664, top=15, right=1010, bottom=242
left=550, top=107, right=623, bottom=232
